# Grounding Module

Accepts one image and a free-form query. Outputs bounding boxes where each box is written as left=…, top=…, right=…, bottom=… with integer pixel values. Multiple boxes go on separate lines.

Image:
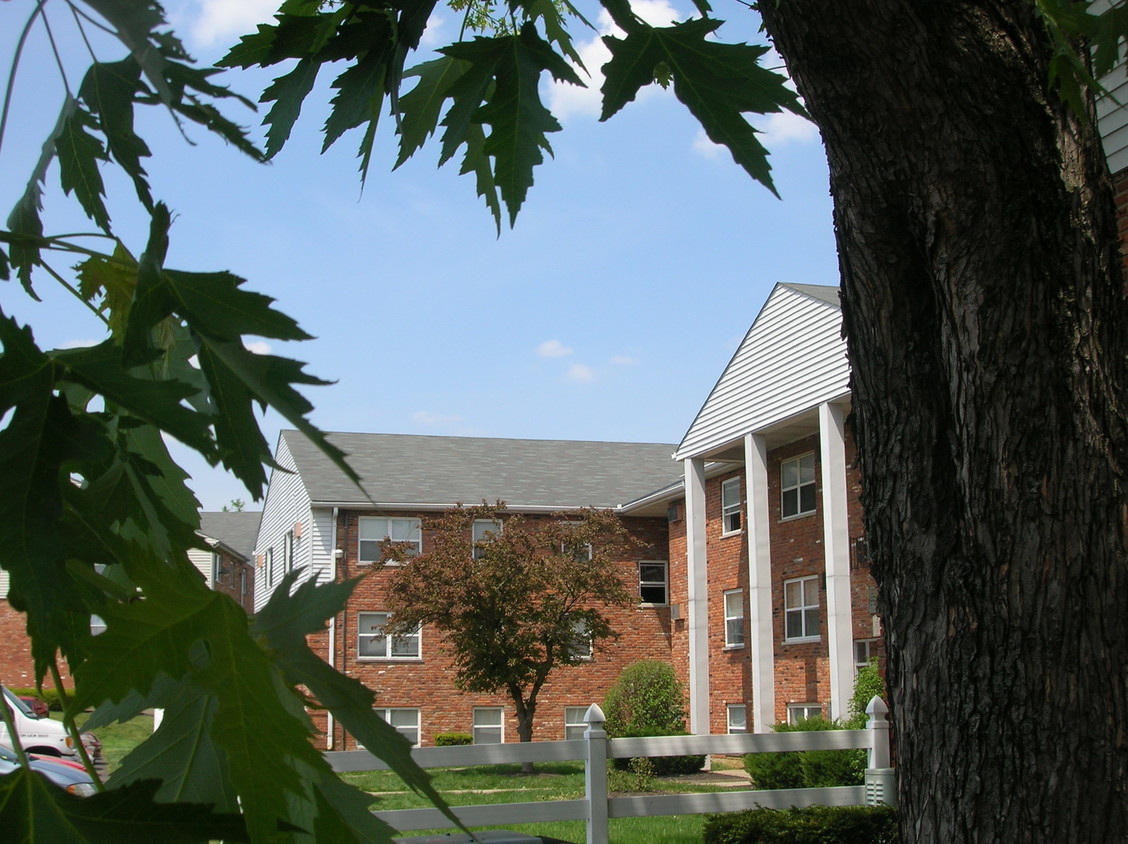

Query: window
left=727, top=704, right=747, bottom=734
left=375, top=708, right=420, bottom=746
left=357, top=612, right=421, bottom=659
left=855, top=638, right=878, bottom=673
left=784, top=575, right=820, bottom=641
left=781, top=453, right=817, bottom=518
left=721, top=477, right=742, bottom=534
left=284, top=530, right=294, bottom=574
left=567, top=617, right=593, bottom=660
left=90, top=615, right=106, bottom=637
left=564, top=706, right=589, bottom=740
left=638, top=561, right=668, bottom=604
left=473, top=707, right=504, bottom=744
left=560, top=522, right=593, bottom=561
left=266, top=547, right=275, bottom=588
left=788, top=703, right=822, bottom=725
left=211, top=551, right=222, bottom=585
left=724, top=589, right=745, bottom=648
left=359, top=517, right=422, bottom=564
left=239, top=570, right=247, bottom=602
left=472, top=519, right=501, bottom=559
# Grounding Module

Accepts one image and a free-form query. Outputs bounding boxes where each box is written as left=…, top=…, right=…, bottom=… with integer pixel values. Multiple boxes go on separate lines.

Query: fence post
left=583, top=703, right=609, bottom=844
left=864, top=696, right=896, bottom=807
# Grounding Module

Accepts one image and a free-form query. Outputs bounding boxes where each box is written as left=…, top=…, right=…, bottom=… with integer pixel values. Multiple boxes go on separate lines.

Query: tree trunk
left=512, top=689, right=536, bottom=774
left=758, top=1, right=1128, bottom=840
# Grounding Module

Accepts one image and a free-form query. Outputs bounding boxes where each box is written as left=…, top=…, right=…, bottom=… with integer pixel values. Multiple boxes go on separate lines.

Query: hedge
left=703, top=805, right=898, bottom=844
left=433, top=732, right=473, bottom=746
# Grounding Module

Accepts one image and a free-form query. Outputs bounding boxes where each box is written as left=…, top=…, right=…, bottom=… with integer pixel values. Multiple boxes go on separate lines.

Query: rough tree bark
left=758, top=1, right=1128, bottom=841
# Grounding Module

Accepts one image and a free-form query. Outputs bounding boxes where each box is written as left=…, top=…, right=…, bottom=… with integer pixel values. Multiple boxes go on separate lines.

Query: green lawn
left=73, top=711, right=154, bottom=774
left=345, top=761, right=737, bottom=842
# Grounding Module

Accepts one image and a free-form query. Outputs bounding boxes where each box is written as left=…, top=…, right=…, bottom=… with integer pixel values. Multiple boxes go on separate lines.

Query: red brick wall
left=323, top=509, right=673, bottom=748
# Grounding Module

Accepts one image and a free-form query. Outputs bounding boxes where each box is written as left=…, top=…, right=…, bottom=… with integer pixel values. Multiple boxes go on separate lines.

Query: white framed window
left=781, top=453, right=817, bottom=519
left=727, top=704, right=747, bottom=734
left=473, top=707, right=504, bottom=744
left=266, top=547, right=275, bottom=588
left=721, top=477, right=742, bottom=534
left=638, top=560, right=668, bottom=604
left=284, top=530, right=294, bottom=574
left=357, top=612, right=421, bottom=660
left=239, top=570, right=247, bottom=602
left=568, top=617, right=593, bottom=660
left=854, top=638, right=878, bottom=673
left=211, top=551, right=222, bottom=584
left=472, top=519, right=501, bottom=559
left=560, top=522, right=593, bottom=561
left=359, top=517, right=422, bottom=564
left=375, top=707, right=420, bottom=746
left=724, top=589, right=745, bottom=648
left=784, top=575, right=820, bottom=642
left=788, top=703, right=822, bottom=725
left=564, top=706, right=589, bottom=740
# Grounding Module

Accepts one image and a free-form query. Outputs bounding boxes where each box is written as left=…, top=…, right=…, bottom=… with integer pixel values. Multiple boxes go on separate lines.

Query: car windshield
left=2, top=687, right=36, bottom=719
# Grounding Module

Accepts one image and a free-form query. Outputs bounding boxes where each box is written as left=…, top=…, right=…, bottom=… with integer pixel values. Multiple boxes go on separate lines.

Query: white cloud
left=537, top=339, right=574, bottom=358
left=59, top=338, right=98, bottom=349
left=566, top=363, right=595, bottom=382
left=547, top=0, right=682, bottom=121
left=611, top=355, right=639, bottom=366
left=412, top=410, right=464, bottom=427
left=751, top=111, right=819, bottom=146
left=246, top=340, right=272, bottom=355
left=692, top=129, right=723, bottom=159
left=187, top=0, right=279, bottom=48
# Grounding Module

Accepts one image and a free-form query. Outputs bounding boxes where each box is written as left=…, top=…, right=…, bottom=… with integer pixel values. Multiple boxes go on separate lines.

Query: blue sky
left=1, top=0, right=839, bottom=511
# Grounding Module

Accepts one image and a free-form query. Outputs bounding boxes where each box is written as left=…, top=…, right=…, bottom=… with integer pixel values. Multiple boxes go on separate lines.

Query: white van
left=1, top=686, right=75, bottom=757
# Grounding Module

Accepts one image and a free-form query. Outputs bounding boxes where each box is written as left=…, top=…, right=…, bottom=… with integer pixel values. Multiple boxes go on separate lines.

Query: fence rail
left=326, top=697, right=895, bottom=844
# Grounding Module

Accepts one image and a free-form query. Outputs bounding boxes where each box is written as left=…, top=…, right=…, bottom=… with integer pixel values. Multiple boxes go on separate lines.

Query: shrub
left=702, top=805, right=899, bottom=844
left=9, top=686, right=66, bottom=712
left=603, top=661, right=702, bottom=775
left=602, top=660, right=688, bottom=737
left=847, top=658, right=886, bottom=729
left=433, top=732, right=473, bottom=746
left=743, top=716, right=865, bottom=789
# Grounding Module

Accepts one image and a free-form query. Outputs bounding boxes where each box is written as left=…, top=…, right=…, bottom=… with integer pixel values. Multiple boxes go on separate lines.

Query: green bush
left=602, top=660, right=688, bottom=737
left=433, top=732, right=473, bottom=746
left=603, top=661, right=702, bottom=776
left=9, top=686, right=66, bottom=712
left=703, top=805, right=899, bottom=844
left=743, top=716, right=865, bottom=789
left=847, top=658, right=886, bottom=729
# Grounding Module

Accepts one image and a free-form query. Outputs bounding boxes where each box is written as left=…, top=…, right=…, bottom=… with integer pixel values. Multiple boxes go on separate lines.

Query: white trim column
left=744, top=433, right=776, bottom=733
left=684, top=457, right=711, bottom=734
left=819, top=401, right=854, bottom=721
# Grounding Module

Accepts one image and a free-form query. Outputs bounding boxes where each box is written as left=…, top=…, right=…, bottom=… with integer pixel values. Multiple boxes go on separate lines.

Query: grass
left=344, top=761, right=738, bottom=842
left=72, top=711, right=154, bottom=774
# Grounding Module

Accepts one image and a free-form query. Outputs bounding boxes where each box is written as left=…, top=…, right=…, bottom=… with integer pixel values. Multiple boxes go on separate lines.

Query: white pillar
left=684, top=457, right=711, bottom=734
left=744, top=433, right=776, bottom=733
left=819, top=401, right=855, bottom=721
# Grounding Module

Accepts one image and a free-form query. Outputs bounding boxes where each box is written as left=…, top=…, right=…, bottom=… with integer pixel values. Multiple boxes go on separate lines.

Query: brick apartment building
left=252, top=431, right=681, bottom=749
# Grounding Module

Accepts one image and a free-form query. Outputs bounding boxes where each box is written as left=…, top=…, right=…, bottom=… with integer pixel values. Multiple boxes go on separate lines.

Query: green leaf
left=78, top=59, right=154, bottom=211
left=601, top=17, right=805, bottom=194
left=52, top=341, right=214, bottom=456
left=458, top=123, right=503, bottom=234
left=395, top=57, right=471, bottom=168
left=57, top=101, right=112, bottom=232
left=442, top=26, right=582, bottom=224
left=0, top=315, right=107, bottom=675
left=261, top=58, right=322, bottom=158
left=325, top=53, right=387, bottom=155
left=252, top=575, right=458, bottom=830
left=0, top=769, right=249, bottom=844
left=75, top=243, right=140, bottom=340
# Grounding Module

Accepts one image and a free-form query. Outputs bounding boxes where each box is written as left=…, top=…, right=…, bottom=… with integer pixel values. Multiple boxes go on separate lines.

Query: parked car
left=17, top=695, right=49, bottom=718
left=0, top=744, right=96, bottom=796
left=0, top=686, right=99, bottom=760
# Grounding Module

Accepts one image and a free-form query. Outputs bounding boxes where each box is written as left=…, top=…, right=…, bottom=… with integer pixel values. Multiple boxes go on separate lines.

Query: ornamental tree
left=383, top=503, right=635, bottom=758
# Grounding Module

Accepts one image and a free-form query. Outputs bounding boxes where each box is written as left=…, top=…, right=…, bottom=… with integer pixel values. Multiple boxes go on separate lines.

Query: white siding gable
left=675, top=284, right=849, bottom=460
left=255, top=434, right=316, bottom=612
left=188, top=546, right=214, bottom=587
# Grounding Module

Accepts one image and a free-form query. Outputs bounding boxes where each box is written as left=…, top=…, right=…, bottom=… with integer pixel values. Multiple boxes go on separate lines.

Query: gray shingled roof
left=780, top=282, right=840, bottom=308
left=281, top=431, right=681, bottom=509
left=199, top=511, right=262, bottom=559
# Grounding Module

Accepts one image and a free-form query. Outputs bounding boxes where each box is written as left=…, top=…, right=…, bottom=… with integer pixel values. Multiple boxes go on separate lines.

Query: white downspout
left=326, top=506, right=339, bottom=749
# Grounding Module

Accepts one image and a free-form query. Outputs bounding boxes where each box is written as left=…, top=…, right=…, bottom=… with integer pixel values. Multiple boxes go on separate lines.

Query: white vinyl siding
left=676, top=284, right=849, bottom=461
left=254, top=437, right=314, bottom=612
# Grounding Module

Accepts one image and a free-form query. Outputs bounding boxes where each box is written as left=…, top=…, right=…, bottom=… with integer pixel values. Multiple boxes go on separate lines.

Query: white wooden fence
left=325, top=697, right=895, bottom=844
